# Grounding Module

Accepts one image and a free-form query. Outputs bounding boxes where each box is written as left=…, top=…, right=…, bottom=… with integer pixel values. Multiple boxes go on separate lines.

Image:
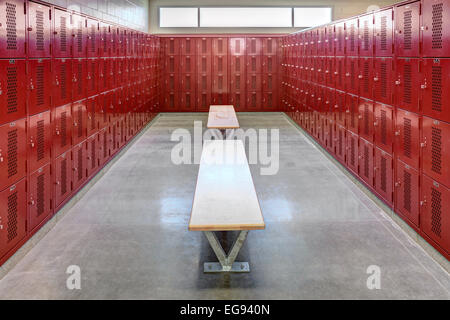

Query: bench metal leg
left=203, top=230, right=250, bottom=273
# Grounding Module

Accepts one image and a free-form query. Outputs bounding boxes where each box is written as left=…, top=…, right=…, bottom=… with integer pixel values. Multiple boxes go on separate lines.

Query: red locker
left=347, top=130, right=359, bottom=174
left=262, top=74, right=277, bottom=92
left=334, top=90, right=346, bottom=126
left=28, top=110, right=51, bottom=172
left=197, top=91, right=212, bottom=112
left=86, top=18, right=98, bottom=58
left=0, top=0, right=26, bottom=58
left=110, top=25, right=119, bottom=58
left=263, top=37, right=278, bottom=55
left=164, top=92, right=179, bottom=111
left=165, top=55, right=180, bottom=73
left=97, top=93, right=109, bottom=129
left=164, top=73, right=180, bottom=92
left=374, top=147, right=394, bottom=205
left=374, top=8, right=394, bottom=57
left=212, top=92, right=228, bottom=105
left=72, top=58, right=87, bottom=101
left=262, top=55, right=278, bottom=74
left=230, top=73, right=246, bottom=93
left=197, top=73, right=212, bottom=92
left=98, top=128, right=109, bottom=166
left=180, top=37, right=196, bottom=55
left=230, top=55, right=245, bottom=74
left=394, top=1, right=420, bottom=57
left=422, top=0, right=450, bottom=57
left=86, top=133, right=98, bottom=177
left=395, top=159, right=420, bottom=226
left=197, top=38, right=212, bottom=55
left=421, top=58, right=450, bottom=122
left=358, top=98, right=374, bottom=142
left=98, top=58, right=108, bottom=92
left=71, top=14, right=86, bottom=58
left=358, top=138, right=374, bottom=187
left=229, top=38, right=246, bottom=55
left=86, top=58, right=98, bottom=96
left=394, top=58, right=420, bottom=112
left=27, top=2, right=51, bottom=58
left=72, top=142, right=87, bottom=190
left=53, top=9, right=71, bottom=58
left=28, top=163, right=52, bottom=230
left=373, top=57, right=393, bottom=105
left=345, top=18, right=359, bottom=56
left=335, top=124, right=346, bottom=163
left=54, top=151, right=72, bottom=206
left=325, top=117, right=335, bottom=152
left=325, top=57, right=334, bottom=87
left=230, top=92, right=246, bottom=112
left=0, top=179, right=27, bottom=259
left=108, top=58, right=116, bottom=89
left=247, top=92, right=261, bottom=110
left=179, top=92, right=196, bottom=111
left=246, top=74, right=262, bottom=92
left=359, top=57, right=374, bottom=100
left=180, top=74, right=196, bottom=92
left=325, top=24, right=334, bottom=55
left=213, top=55, right=227, bottom=74
left=212, top=38, right=228, bottom=55
left=53, top=58, right=72, bottom=107
left=359, top=13, right=374, bottom=56
left=246, top=37, right=262, bottom=55
left=99, top=22, right=110, bottom=57
left=421, top=117, right=450, bottom=187
left=180, top=55, right=197, bottom=73
left=28, top=58, right=52, bottom=116
left=334, top=22, right=346, bottom=56
left=164, top=37, right=180, bottom=55
left=108, top=123, right=118, bottom=155
left=0, top=59, right=26, bottom=125
left=212, top=74, right=228, bottom=93
left=246, top=55, right=262, bottom=74
left=420, top=175, right=450, bottom=253
left=0, top=120, right=26, bottom=191
left=53, top=104, right=72, bottom=157
left=334, top=56, right=346, bottom=91
left=395, top=108, right=420, bottom=169
left=374, top=103, right=394, bottom=153
left=72, top=100, right=87, bottom=145
left=197, top=55, right=212, bottom=74
left=345, top=56, right=359, bottom=95
left=262, top=92, right=278, bottom=111
left=86, top=96, right=97, bottom=137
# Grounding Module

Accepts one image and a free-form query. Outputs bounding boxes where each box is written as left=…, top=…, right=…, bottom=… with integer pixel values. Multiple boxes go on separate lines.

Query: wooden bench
left=189, top=139, right=265, bottom=273
left=207, top=105, right=240, bottom=138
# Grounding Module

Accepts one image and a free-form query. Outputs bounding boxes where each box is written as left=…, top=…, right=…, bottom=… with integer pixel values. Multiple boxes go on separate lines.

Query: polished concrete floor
left=0, top=113, right=448, bottom=299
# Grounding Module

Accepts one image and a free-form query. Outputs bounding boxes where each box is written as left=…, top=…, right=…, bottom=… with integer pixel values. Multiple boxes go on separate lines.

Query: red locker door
left=324, top=24, right=334, bottom=55
left=86, top=133, right=98, bottom=177
left=180, top=74, right=196, bottom=92
left=28, top=58, right=52, bottom=115
left=197, top=91, right=212, bottom=112
left=325, top=57, right=334, bottom=87
left=359, top=13, right=374, bottom=57
left=246, top=74, right=261, bottom=92
left=374, top=8, right=394, bottom=57
left=229, top=38, right=246, bottom=55
left=334, top=22, right=346, bottom=56
left=165, top=55, right=180, bottom=74
left=358, top=138, right=374, bottom=187
left=421, top=117, right=450, bottom=187
left=71, top=14, right=86, bottom=58
left=54, top=151, right=72, bottom=206
left=72, top=142, right=87, bottom=190
left=212, top=37, right=228, bottom=55
left=374, top=103, right=394, bottom=153
left=334, top=56, right=346, bottom=92
left=97, top=93, right=109, bottom=129
left=262, top=37, right=278, bottom=55
left=230, top=55, right=245, bottom=74
left=373, top=57, right=393, bottom=105
left=179, top=92, right=196, bottom=111
left=262, top=92, right=278, bottom=111
left=27, top=2, right=51, bottom=58
left=108, top=123, right=118, bottom=155
left=180, top=55, right=197, bottom=74
left=197, top=38, right=212, bottom=55
left=164, top=37, right=180, bottom=55
left=53, top=104, right=72, bottom=157
left=229, top=92, right=245, bottom=111
left=0, top=120, right=26, bottom=191
left=347, top=130, right=359, bottom=174
left=345, top=18, right=359, bottom=56
left=99, top=22, right=110, bottom=57
left=395, top=159, right=419, bottom=226
left=0, top=0, right=26, bottom=58
left=98, top=58, right=108, bottom=92
left=212, top=74, right=228, bottom=93
left=420, top=175, right=450, bottom=253
left=197, top=73, right=212, bottom=92
left=247, top=92, right=261, bottom=110
left=359, top=57, right=374, bottom=100
left=262, top=55, right=278, bottom=74
left=262, top=74, right=277, bottom=92
left=0, top=179, right=27, bottom=259
left=358, top=98, right=374, bottom=142
left=394, top=1, right=420, bottom=57
left=108, top=58, right=116, bottom=89
left=395, top=108, right=420, bottom=169
left=86, top=58, right=98, bottom=96
left=394, top=58, right=420, bottom=113
left=421, top=58, right=450, bottom=122
left=345, top=56, right=359, bottom=95
left=335, top=124, right=346, bottom=163
left=53, top=9, right=71, bottom=58
left=422, top=0, right=450, bottom=57
left=86, top=18, right=98, bottom=58
left=230, top=73, right=246, bottom=93
left=72, top=100, right=87, bottom=145
left=28, top=163, right=52, bottom=230
left=28, top=110, right=51, bottom=173
left=86, top=96, right=97, bottom=137
left=98, top=128, right=109, bottom=166
left=53, top=58, right=72, bottom=107
left=213, top=55, right=227, bottom=74
left=198, top=55, right=212, bottom=74
left=180, top=37, right=196, bottom=55
left=72, top=58, right=87, bottom=101
left=373, top=148, right=393, bottom=207
left=334, top=90, right=346, bottom=127
left=164, top=73, right=180, bottom=92
left=246, top=37, right=262, bottom=55
left=212, top=92, right=228, bottom=105
left=0, top=59, right=26, bottom=125
left=164, top=92, right=179, bottom=111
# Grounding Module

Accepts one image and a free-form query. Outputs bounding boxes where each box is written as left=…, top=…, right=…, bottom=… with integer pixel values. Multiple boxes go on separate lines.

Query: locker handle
left=29, top=199, right=35, bottom=206
left=373, top=77, right=379, bottom=82
left=420, top=199, right=427, bottom=207
left=27, top=27, right=33, bottom=32
left=420, top=141, right=427, bottom=148
left=374, top=121, right=379, bottom=126
left=394, top=131, right=401, bottom=136
left=420, top=83, right=427, bottom=89
left=358, top=115, right=363, bottom=119
left=334, top=105, right=339, bottom=109
left=55, top=181, right=60, bottom=185
left=358, top=75, right=363, bottom=79
left=395, top=80, right=401, bottom=85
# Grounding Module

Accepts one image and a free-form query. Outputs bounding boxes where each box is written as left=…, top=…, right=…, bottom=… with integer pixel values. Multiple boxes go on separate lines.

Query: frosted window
left=200, top=7, right=292, bottom=27
left=160, top=8, right=198, bottom=27
left=294, top=7, right=332, bottom=28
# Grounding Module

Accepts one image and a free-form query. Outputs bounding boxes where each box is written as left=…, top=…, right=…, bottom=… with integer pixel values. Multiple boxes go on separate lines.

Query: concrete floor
left=0, top=113, right=448, bottom=299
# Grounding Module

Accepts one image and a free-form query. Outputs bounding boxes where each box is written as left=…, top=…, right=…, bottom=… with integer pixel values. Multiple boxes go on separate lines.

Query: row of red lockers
left=0, top=0, right=161, bottom=59
left=280, top=56, right=450, bottom=124
left=0, top=58, right=161, bottom=124
left=282, top=0, right=450, bottom=58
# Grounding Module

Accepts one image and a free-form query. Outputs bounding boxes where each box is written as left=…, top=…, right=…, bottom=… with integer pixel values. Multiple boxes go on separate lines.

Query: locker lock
left=420, top=83, right=427, bottom=89
left=373, top=77, right=379, bottom=82
left=420, top=140, right=427, bottom=148
left=358, top=115, right=363, bottom=119
left=345, top=72, right=350, bottom=77
left=334, top=104, right=339, bottom=109
left=420, top=199, right=427, bottom=207
left=29, top=198, right=35, bottom=206
left=395, top=80, right=401, bottom=85
left=358, top=75, right=363, bottom=79
left=374, top=121, right=379, bottom=126
left=394, top=131, right=401, bottom=136
left=394, top=181, right=401, bottom=187
left=30, top=139, right=35, bottom=148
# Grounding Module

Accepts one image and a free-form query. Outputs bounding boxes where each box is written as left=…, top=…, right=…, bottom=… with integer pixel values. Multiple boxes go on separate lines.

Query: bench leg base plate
left=204, top=262, right=250, bottom=273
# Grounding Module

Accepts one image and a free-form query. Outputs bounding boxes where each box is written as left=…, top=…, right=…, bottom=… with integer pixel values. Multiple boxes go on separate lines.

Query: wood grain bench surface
left=189, top=140, right=265, bottom=231
left=207, top=105, right=240, bottom=129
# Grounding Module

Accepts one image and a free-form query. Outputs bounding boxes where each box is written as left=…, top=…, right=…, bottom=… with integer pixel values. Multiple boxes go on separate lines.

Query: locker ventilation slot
left=364, top=103, right=369, bottom=135
left=6, top=66, right=18, bottom=114
left=61, top=159, right=67, bottom=195
left=36, top=64, right=44, bottom=106
left=77, top=149, right=83, bottom=181
left=338, top=129, right=343, bottom=156
left=36, top=173, right=45, bottom=216
left=403, top=118, right=412, bottom=159
left=403, top=170, right=411, bottom=213
left=350, top=137, right=356, bottom=166
left=431, top=3, right=443, bottom=49
left=7, top=129, right=18, bottom=178
left=76, top=21, right=83, bottom=53
left=60, top=112, right=67, bottom=147
left=77, top=63, right=83, bottom=95
left=35, top=10, right=44, bottom=52
left=363, top=21, right=369, bottom=51
left=403, top=10, right=412, bottom=50
left=7, top=190, right=18, bottom=243
left=363, top=61, right=369, bottom=95
left=77, top=109, right=82, bottom=138
left=431, top=66, right=442, bottom=112
left=381, top=157, right=387, bottom=192
left=6, top=2, right=17, bottom=50
left=90, top=103, right=95, bottom=131
left=350, top=60, right=356, bottom=90
left=103, top=132, right=107, bottom=158
left=381, top=109, right=387, bottom=145
left=60, top=63, right=67, bottom=99
left=430, top=187, right=442, bottom=237
left=60, top=16, right=67, bottom=52
left=403, top=63, right=412, bottom=105
left=350, top=99, right=356, bottom=129
left=90, top=25, right=96, bottom=53
left=364, top=145, right=369, bottom=178
left=431, top=127, right=442, bottom=174
left=36, top=120, right=45, bottom=161
left=380, top=16, right=387, bottom=51
left=380, top=62, right=387, bottom=98
left=349, top=25, right=355, bottom=52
